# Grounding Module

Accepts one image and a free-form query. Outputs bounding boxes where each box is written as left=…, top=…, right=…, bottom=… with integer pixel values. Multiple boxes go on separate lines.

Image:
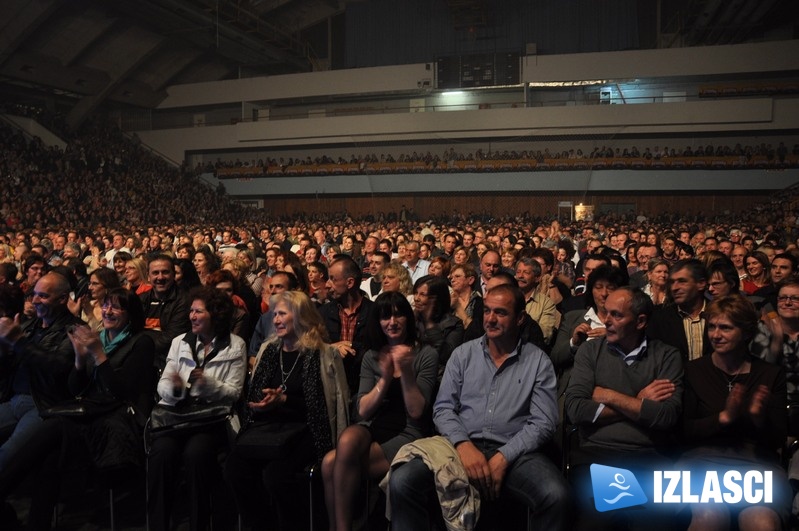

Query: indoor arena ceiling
left=0, top=0, right=796, bottom=123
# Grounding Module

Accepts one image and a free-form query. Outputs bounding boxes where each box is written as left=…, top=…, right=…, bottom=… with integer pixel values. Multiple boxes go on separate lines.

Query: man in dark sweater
left=140, top=254, right=189, bottom=370
left=565, top=287, right=683, bottom=530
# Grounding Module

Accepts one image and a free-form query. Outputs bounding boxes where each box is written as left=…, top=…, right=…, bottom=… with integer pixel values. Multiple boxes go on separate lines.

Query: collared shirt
left=193, top=337, right=216, bottom=366
left=403, top=259, right=431, bottom=284
left=569, top=306, right=606, bottom=349
left=434, top=336, right=557, bottom=464
left=678, top=300, right=706, bottom=361
left=338, top=298, right=364, bottom=344
left=523, top=290, right=558, bottom=343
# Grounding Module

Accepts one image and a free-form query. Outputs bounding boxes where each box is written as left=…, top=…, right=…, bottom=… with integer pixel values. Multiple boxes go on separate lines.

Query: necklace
left=712, top=353, right=748, bottom=393
left=279, top=348, right=302, bottom=393
left=721, top=364, right=747, bottom=393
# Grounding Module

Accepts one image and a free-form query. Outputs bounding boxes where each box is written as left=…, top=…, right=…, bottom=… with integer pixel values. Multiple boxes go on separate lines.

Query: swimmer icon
left=590, top=464, right=648, bottom=512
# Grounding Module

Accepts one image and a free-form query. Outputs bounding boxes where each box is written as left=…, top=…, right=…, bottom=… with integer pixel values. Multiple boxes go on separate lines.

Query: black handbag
left=234, top=420, right=308, bottom=460
left=148, top=401, right=233, bottom=435
left=149, top=332, right=234, bottom=436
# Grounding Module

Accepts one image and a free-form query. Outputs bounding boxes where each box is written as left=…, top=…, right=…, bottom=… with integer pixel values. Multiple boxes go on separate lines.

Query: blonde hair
left=127, top=257, right=149, bottom=283
left=379, top=260, right=414, bottom=296
left=268, top=291, right=328, bottom=350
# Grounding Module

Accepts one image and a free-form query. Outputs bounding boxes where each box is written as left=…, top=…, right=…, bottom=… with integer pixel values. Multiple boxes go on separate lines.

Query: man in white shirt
left=403, top=240, right=429, bottom=284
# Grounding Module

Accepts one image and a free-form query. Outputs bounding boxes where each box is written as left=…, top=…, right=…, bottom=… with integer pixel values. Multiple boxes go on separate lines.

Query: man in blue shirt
left=388, top=284, right=570, bottom=530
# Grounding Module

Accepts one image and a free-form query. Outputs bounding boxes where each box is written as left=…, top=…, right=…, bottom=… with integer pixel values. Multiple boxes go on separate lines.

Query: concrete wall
left=138, top=98, right=798, bottom=162
left=208, top=169, right=799, bottom=196
left=156, top=40, right=799, bottom=109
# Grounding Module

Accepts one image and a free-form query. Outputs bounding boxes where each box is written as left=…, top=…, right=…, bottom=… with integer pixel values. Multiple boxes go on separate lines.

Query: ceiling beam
left=0, top=0, right=64, bottom=68
left=66, top=27, right=164, bottom=129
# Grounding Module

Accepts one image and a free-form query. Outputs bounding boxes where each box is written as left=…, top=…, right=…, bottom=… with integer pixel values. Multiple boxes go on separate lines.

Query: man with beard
left=0, top=273, right=82, bottom=470
left=140, top=254, right=190, bottom=369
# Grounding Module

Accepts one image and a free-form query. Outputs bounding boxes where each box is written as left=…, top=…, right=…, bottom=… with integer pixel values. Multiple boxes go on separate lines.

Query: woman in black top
left=224, top=290, right=349, bottom=530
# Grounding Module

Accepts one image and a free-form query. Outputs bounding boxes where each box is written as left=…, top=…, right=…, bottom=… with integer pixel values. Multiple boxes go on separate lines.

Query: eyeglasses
left=777, top=295, right=799, bottom=305
left=100, top=302, right=124, bottom=312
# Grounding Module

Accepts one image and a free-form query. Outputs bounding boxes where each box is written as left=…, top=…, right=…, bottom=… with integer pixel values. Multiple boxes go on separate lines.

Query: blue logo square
left=590, top=463, right=648, bottom=512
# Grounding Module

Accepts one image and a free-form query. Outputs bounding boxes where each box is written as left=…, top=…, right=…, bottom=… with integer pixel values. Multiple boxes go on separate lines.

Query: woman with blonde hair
left=379, top=261, right=414, bottom=302
left=0, top=244, right=12, bottom=264
left=124, top=257, right=152, bottom=296
left=225, top=291, right=349, bottom=530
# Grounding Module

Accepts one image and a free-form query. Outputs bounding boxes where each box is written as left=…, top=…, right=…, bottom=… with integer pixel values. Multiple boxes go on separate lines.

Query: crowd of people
left=0, top=207, right=798, bottom=530
left=207, top=140, right=799, bottom=177
left=2, top=115, right=799, bottom=530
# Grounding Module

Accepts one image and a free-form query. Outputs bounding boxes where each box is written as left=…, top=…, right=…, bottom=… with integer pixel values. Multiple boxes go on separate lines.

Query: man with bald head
left=0, top=272, right=82, bottom=470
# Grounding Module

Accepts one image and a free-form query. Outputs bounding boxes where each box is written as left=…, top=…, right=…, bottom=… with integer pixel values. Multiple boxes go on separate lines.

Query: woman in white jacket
left=148, top=286, right=247, bottom=531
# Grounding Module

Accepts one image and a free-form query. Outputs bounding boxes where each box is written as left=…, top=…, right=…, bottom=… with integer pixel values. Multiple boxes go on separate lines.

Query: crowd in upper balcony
left=204, top=140, right=799, bottom=177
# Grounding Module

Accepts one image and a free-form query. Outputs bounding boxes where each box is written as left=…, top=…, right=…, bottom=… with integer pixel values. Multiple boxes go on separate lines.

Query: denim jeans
left=0, top=394, right=42, bottom=471
left=389, top=440, right=571, bottom=531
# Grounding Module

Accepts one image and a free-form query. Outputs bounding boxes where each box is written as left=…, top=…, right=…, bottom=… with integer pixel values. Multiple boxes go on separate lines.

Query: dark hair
left=194, top=246, right=220, bottom=273
left=529, top=248, right=554, bottom=270
left=556, top=239, right=575, bottom=259
left=331, top=255, right=362, bottom=284
left=207, top=269, right=239, bottom=293
left=0, top=263, right=18, bottom=283
left=24, top=254, right=46, bottom=274
left=308, top=261, right=329, bottom=280
left=90, top=267, right=121, bottom=291
left=0, top=283, right=24, bottom=318
left=484, top=283, right=525, bottom=318
left=585, top=265, right=628, bottom=310
left=707, top=258, right=740, bottom=295
left=413, top=275, right=451, bottom=323
left=372, top=251, right=391, bottom=265
left=103, top=288, right=145, bottom=334
left=113, top=251, right=133, bottom=264
left=149, top=254, right=176, bottom=272
left=773, top=253, right=799, bottom=274
left=177, top=243, right=196, bottom=258
left=271, top=271, right=300, bottom=291
left=174, top=259, right=201, bottom=291
left=491, top=271, right=518, bottom=287
left=614, top=286, right=654, bottom=320
left=188, top=285, right=234, bottom=337
left=367, top=291, right=417, bottom=349
left=671, top=258, right=708, bottom=283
